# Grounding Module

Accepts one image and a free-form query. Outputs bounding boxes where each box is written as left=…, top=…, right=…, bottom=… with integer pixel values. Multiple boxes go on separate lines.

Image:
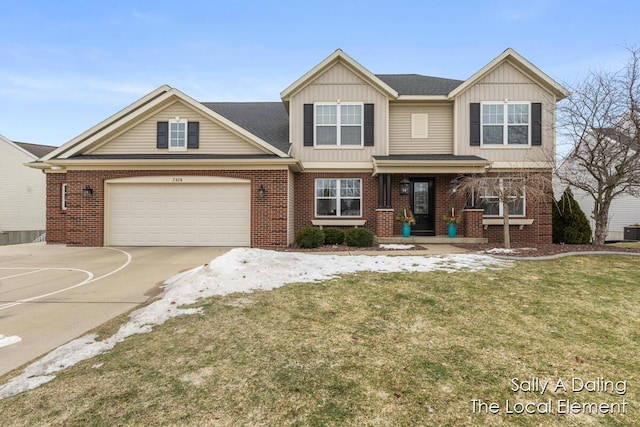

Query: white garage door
left=108, top=180, right=250, bottom=246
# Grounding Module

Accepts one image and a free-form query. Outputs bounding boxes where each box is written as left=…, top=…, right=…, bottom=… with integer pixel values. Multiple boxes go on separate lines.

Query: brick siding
left=46, top=169, right=290, bottom=247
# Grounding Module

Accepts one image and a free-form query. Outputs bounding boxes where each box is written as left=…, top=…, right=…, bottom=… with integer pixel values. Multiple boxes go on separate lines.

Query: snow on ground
left=484, top=248, right=518, bottom=254
left=379, top=244, right=415, bottom=250
left=0, top=335, right=21, bottom=349
left=0, top=248, right=510, bottom=399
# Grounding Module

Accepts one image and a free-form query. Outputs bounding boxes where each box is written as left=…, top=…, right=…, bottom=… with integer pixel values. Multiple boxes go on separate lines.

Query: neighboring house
left=29, top=48, right=568, bottom=247
left=556, top=127, right=640, bottom=241
left=0, top=135, right=56, bottom=244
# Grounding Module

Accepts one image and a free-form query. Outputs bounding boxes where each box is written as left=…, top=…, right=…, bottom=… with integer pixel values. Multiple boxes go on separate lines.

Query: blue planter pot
left=402, top=222, right=411, bottom=238
left=447, top=223, right=457, bottom=238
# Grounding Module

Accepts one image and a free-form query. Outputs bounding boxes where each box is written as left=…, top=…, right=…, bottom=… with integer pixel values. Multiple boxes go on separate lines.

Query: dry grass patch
left=1, top=255, right=639, bottom=426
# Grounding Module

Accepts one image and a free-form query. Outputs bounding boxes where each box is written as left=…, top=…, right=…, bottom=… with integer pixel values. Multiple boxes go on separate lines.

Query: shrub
left=553, top=188, right=592, bottom=244
left=323, top=227, right=345, bottom=245
left=344, top=228, right=374, bottom=247
left=295, top=226, right=325, bottom=249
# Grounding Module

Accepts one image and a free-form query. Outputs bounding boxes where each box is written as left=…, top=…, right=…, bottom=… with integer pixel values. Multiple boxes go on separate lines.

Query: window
left=315, top=103, right=363, bottom=146
left=478, top=178, right=525, bottom=217
left=315, top=179, right=362, bottom=217
left=482, top=103, right=530, bottom=145
left=169, top=118, right=187, bottom=151
left=61, top=183, right=67, bottom=210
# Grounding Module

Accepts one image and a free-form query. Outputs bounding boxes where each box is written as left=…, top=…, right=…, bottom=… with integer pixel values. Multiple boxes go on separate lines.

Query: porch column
left=464, top=209, right=484, bottom=238
left=385, top=173, right=392, bottom=208
left=377, top=174, right=385, bottom=208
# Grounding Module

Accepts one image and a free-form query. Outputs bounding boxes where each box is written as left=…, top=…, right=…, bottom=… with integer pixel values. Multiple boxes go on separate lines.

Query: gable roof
left=0, top=134, right=56, bottom=159
left=14, top=142, right=57, bottom=159
left=280, top=49, right=399, bottom=101
left=376, top=74, right=463, bottom=96
left=449, top=48, right=569, bottom=100
left=203, top=102, right=290, bottom=154
left=40, top=86, right=290, bottom=164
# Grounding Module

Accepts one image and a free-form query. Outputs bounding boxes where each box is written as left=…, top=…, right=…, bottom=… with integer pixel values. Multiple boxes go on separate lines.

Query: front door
left=410, top=179, right=435, bottom=235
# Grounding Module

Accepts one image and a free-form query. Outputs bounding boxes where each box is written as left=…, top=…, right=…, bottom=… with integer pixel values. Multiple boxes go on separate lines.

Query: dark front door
left=410, top=179, right=435, bottom=235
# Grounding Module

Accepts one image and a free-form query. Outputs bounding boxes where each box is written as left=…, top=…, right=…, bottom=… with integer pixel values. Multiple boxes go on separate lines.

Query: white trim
left=480, top=102, right=531, bottom=147
left=314, top=178, right=363, bottom=218
left=478, top=178, right=526, bottom=218
left=37, top=86, right=290, bottom=167
left=280, top=49, right=398, bottom=100
left=61, top=183, right=67, bottom=210
left=483, top=218, right=534, bottom=229
left=105, top=176, right=251, bottom=185
left=41, top=85, right=172, bottom=161
left=448, top=48, right=569, bottom=100
left=314, top=102, right=364, bottom=147
left=168, top=118, right=188, bottom=151
left=311, top=219, right=366, bottom=228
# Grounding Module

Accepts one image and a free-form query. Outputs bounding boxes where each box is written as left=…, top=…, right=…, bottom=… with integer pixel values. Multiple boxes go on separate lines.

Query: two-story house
left=1, top=135, right=56, bottom=244
left=29, top=48, right=568, bottom=247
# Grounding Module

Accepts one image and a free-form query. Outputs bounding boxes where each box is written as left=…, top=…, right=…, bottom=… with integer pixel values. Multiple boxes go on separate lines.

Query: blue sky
left=1, top=0, right=639, bottom=147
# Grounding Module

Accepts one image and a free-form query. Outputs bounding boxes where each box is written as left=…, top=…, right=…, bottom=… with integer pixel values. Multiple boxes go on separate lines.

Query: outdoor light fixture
left=449, top=177, right=459, bottom=194
left=258, top=185, right=267, bottom=198
left=82, top=185, right=93, bottom=198
left=399, top=178, right=410, bottom=195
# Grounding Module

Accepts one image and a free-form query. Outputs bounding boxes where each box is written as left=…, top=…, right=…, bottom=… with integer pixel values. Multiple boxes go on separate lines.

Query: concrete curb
left=491, top=251, right=640, bottom=261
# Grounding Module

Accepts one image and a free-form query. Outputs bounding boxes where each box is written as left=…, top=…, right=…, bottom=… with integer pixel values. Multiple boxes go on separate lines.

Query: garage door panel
left=108, top=183, right=250, bottom=246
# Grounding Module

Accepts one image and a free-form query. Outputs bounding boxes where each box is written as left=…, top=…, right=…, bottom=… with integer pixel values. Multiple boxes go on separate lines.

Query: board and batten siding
left=0, top=141, right=46, bottom=231
left=89, top=101, right=267, bottom=155
left=455, top=61, right=556, bottom=165
left=388, top=102, right=454, bottom=155
left=289, top=62, right=388, bottom=164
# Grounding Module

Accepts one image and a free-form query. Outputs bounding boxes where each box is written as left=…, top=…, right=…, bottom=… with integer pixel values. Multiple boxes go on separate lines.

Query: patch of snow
left=0, top=248, right=510, bottom=399
left=379, top=244, right=415, bottom=250
left=0, top=335, right=21, bottom=349
left=484, top=248, right=518, bottom=254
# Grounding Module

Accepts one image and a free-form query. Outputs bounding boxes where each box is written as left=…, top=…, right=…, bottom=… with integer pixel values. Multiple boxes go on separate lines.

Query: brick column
left=376, top=209, right=394, bottom=237
left=464, top=209, right=484, bottom=238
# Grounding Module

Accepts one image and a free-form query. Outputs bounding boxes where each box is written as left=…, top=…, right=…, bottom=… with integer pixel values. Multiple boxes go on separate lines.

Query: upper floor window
left=482, top=103, right=530, bottom=146
left=315, top=103, right=363, bottom=146
left=315, top=178, right=362, bottom=217
left=169, top=118, right=188, bottom=151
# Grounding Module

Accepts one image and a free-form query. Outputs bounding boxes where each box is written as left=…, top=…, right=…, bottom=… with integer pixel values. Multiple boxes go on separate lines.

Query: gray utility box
left=624, top=226, right=640, bottom=241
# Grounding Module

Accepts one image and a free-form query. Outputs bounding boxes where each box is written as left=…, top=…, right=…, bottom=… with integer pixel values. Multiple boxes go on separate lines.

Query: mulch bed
left=273, top=243, right=640, bottom=257
left=454, top=243, right=640, bottom=257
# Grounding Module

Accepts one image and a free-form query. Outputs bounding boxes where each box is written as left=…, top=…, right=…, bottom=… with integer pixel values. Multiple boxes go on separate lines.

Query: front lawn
left=1, top=255, right=638, bottom=426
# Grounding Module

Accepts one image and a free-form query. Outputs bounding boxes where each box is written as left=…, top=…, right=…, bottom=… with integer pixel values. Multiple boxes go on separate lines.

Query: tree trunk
left=503, top=203, right=511, bottom=249
left=592, top=197, right=612, bottom=246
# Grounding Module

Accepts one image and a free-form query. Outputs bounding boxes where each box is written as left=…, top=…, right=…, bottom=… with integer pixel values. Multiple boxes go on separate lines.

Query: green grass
left=1, top=255, right=639, bottom=426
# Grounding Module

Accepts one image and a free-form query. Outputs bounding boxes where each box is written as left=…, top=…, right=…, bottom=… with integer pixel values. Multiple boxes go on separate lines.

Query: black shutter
left=157, top=122, right=168, bottom=149
left=303, top=104, right=314, bottom=146
left=531, top=103, right=542, bottom=146
left=364, top=103, right=374, bottom=146
left=187, top=121, right=199, bottom=149
left=470, top=103, right=480, bottom=146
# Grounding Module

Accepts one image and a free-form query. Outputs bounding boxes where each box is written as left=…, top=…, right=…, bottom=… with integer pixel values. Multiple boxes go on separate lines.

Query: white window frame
left=169, top=118, right=188, bottom=151
left=478, top=178, right=526, bottom=217
left=314, top=102, right=364, bottom=147
left=315, top=178, right=362, bottom=217
left=481, top=102, right=531, bottom=146
left=61, top=183, right=67, bottom=210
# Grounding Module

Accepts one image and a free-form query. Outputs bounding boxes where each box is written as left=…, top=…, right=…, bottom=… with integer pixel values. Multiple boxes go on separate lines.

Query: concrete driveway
left=0, top=243, right=228, bottom=377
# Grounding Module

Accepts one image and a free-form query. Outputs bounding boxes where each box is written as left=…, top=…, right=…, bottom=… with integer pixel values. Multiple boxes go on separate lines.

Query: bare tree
left=557, top=47, right=640, bottom=245
left=455, top=170, right=552, bottom=249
